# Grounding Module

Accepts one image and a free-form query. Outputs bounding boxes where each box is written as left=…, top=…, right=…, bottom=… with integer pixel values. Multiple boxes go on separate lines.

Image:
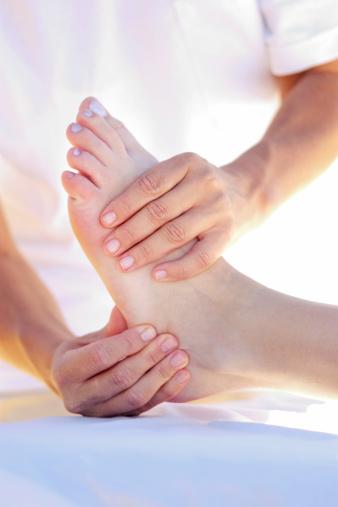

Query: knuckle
left=172, top=263, right=189, bottom=280
left=201, top=166, right=219, bottom=188
left=214, top=189, right=227, bottom=210
left=121, top=333, right=134, bottom=356
left=63, top=396, right=83, bottom=415
left=117, top=196, right=133, bottom=217
left=157, top=384, right=173, bottom=402
left=52, top=363, right=69, bottom=390
left=147, top=348, right=160, bottom=367
left=138, top=172, right=161, bottom=195
left=196, top=249, right=211, bottom=269
left=119, top=225, right=136, bottom=244
left=88, top=343, right=111, bottom=369
left=157, top=361, right=171, bottom=380
left=126, top=388, right=145, bottom=410
left=136, top=242, right=152, bottom=262
left=182, top=152, right=200, bottom=166
left=111, top=364, right=133, bottom=390
left=163, top=221, right=186, bottom=244
left=146, top=201, right=168, bottom=222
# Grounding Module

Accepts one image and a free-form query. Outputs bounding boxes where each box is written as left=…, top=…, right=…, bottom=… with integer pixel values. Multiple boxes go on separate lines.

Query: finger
left=103, top=180, right=199, bottom=257
left=99, top=154, right=192, bottom=228
left=104, top=306, right=128, bottom=337
left=87, top=350, right=189, bottom=417
left=77, top=333, right=179, bottom=406
left=59, top=324, right=157, bottom=383
left=126, top=369, right=191, bottom=417
left=117, top=207, right=215, bottom=272
left=152, top=228, right=228, bottom=281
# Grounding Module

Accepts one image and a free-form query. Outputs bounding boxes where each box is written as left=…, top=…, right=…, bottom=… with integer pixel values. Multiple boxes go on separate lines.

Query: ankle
left=211, top=262, right=276, bottom=388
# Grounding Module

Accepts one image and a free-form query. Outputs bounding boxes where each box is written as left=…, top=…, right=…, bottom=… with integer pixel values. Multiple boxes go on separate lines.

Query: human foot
left=63, top=98, right=269, bottom=402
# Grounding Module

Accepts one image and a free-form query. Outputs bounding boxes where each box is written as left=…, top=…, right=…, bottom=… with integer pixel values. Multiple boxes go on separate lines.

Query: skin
left=1, top=58, right=338, bottom=415
left=64, top=97, right=338, bottom=404
left=98, top=59, right=338, bottom=281
left=0, top=203, right=190, bottom=416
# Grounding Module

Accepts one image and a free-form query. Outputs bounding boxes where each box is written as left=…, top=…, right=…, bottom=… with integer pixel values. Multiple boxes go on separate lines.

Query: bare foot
left=63, top=98, right=266, bottom=402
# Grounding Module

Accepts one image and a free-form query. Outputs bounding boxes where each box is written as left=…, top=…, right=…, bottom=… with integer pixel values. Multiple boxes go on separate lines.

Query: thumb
left=104, top=306, right=128, bottom=337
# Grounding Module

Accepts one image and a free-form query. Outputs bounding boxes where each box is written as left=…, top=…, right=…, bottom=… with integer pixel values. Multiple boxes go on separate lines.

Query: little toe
left=62, top=171, right=97, bottom=201
left=66, top=123, right=112, bottom=166
left=67, top=147, right=105, bottom=187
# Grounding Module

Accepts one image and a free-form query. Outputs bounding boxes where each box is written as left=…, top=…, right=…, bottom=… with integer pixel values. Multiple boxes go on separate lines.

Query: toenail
left=73, top=148, right=81, bottom=157
left=83, top=109, right=93, bottom=118
left=89, top=99, right=107, bottom=117
left=153, top=269, right=167, bottom=281
left=170, top=351, right=188, bottom=368
left=105, top=239, right=120, bottom=254
left=64, top=171, right=75, bottom=179
left=120, top=255, right=134, bottom=271
left=101, top=211, right=117, bottom=226
left=71, top=123, right=82, bottom=133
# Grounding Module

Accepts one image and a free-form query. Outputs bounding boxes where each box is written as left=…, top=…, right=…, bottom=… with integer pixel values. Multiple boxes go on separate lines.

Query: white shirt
left=0, top=0, right=337, bottom=390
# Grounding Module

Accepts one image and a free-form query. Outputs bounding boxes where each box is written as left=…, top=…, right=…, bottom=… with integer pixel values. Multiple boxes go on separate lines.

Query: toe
left=66, top=123, right=112, bottom=166
left=77, top=97, right=127, bottom=156
left=62, top=171, right=97, bottom=201
left=78, top=96, right=108, bottom=119
left=76, top=108, right=127, bottom=156
left=106, top=115, right=144, bottom=155
left=67, top=147, right=105, bottom=187
left=106, top=114, right=157, bottom=168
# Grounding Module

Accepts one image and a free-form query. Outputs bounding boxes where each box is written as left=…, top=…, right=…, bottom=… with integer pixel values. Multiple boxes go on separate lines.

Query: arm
left=0, top=203, right=69, bottom=389
left=225, top=59, right=338, bottom=231
left=0, top=203, right=189, bottom=413
left=98, top=59, right=338, bottom=280
left=227, top=269, right=338, bottom=399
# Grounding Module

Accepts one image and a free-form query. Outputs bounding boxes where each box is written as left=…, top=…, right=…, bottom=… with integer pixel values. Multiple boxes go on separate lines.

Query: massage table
left=1, top=375, right=338, bottom=507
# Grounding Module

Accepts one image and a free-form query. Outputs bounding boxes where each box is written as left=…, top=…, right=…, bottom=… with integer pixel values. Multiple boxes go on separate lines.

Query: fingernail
left=102, top=211, right=117, bottom=226
left=73, top=148, right=81, bottom=157
left=175, top=370, right=190, bottom=383
left=120, top=256, right=134, bottom=271
left=105, top=239, right=120, bottom=254
left=83, top=109, right=93, bottom=118
left=161, top=336, right=178, bottom=353
left=89, top=99, right=107, bottom=117
left=170, top=351, right=188, bottom=368
left=154, top=270, right=167, bottom=281
left=71, top=123, right=82, bottom=133
left=138, top=326, right=156, bottom=342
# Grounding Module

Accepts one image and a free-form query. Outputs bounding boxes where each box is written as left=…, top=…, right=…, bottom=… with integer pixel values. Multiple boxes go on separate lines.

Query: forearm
left=247, top=280, right=338, bottom=398
left=0, top=246, right=72, bottom=390
left=223, top=63, right=338, bottom=230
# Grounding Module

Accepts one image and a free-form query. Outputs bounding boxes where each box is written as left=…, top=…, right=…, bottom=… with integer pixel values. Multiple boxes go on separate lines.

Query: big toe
left=106, top=114, right=157, bottom=166
left=77, top=97, right=127, bottom=157
left=78, top=97, right=157, bottom=167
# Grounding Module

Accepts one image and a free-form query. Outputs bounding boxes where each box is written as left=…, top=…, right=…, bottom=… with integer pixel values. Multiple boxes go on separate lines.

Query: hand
left=99, top=152, right=246, bottom=281
left=51, top=307, right=190, bottom=417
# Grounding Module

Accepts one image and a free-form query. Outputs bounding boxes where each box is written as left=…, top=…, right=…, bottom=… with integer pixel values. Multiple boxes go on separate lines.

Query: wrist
left=18, top=319, right=72, bottom=392
left=0, top=251, right=74, bottom=391
left=220, top=140, right=274, bottom=231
